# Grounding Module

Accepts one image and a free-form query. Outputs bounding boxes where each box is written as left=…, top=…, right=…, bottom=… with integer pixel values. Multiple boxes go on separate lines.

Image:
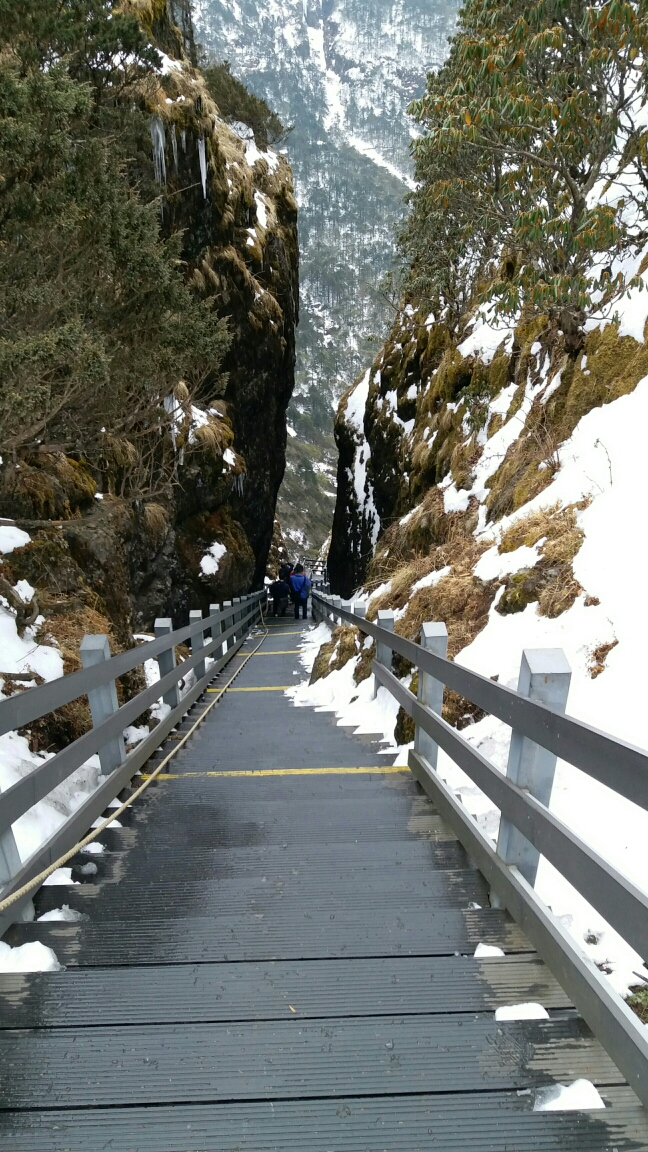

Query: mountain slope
left=193, top=0, right=458, bottom=551
left=319, top=0, right=648, bottom=1002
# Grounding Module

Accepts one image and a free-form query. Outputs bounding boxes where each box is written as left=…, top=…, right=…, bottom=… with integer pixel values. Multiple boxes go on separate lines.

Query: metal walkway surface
left=1, top=620, right=647, bottom=1150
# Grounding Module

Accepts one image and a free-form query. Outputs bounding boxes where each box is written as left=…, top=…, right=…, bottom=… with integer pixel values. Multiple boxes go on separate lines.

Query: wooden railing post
left=154, top=618, right=180, bottom=710
left=492, top=647, right=571, bottom=904
left=189, top=610, right=206, bottom=680
left=415, top=622, right=448, bottom=770
left=79, top=634, right=126, bottom=774
left=352, top=601, right=366, bottom=626
left=341, top=599, right=353, bottom=620
left=374, top=609, right=394, bottom=698
left=331, top=596, right=342, bottom=625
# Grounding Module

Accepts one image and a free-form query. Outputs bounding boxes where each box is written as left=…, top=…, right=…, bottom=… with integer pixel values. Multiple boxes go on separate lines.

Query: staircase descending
left=0, top=616, right=647, bottom=1150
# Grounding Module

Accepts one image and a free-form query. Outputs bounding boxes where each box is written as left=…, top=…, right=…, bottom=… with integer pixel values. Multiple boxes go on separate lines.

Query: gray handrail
left=0, top=597, right=264, bottom=838
left=313, top=588, right=648, bottom=1109
left=312, top=592, right=648, bottom=810
left=0, top=608, right=261, bottom=934
left=0, top=595, right=264, bottom=738
left=408, top=746, right=648, bottom=1111
left=374, top=660, right=648, bottom=960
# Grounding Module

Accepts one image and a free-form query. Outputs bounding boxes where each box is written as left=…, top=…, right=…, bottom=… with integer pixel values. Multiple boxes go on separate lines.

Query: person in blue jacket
left=289, top=563, right=311, bottom=620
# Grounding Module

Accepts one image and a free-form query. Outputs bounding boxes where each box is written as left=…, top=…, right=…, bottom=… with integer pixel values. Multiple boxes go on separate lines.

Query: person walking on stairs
left=278, top=560, right=293, bottom=582
left=269, top=575, right=291, bottom=617
left=289, top=563, right=311, bottom=620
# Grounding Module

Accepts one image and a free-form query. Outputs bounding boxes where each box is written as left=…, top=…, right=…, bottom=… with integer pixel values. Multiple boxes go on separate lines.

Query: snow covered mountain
left=193, top=0, right=458, bottom=551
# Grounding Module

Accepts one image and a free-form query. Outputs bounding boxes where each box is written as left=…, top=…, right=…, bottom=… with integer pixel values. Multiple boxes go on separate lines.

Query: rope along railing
left=312, top=587, right=648, bottom=1108
left=0, top=592, right=265, bottom=934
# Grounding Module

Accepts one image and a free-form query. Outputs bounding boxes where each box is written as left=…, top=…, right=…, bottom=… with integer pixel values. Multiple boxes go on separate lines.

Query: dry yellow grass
left=143, top=503, right=168, bottom=544
left=537, top=567, right=582, bottom=618
left=499, top=501, right=587, bottom=564
left=589, top=638, right=618, bottom=678
left=191, top=419, right=234, bottom=457
left=38, top=603, right=115, bottom=675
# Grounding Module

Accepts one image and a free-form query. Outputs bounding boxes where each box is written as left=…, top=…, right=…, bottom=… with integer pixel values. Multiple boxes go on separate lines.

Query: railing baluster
left=0, top=811, right=34, bottom=921
left=154, top=618, right=180, bottom=710
left=352, top=601, right=366, bottom=626
left=373, top=609, right=394, bottom=698
left=189, top=610, right=206, bottom=681
left=208, top=603, right=221, bottom=662
left=221, top=601, right=232, bottom=652
left=492, top=647, right=571, bottom=904
left=415, top=622, right=448, bottom=770
left=79, top=634, right=126, bottom=774
left=232, top=596, right=241, bottom=642
left=331, top=596, right=342, bottom=625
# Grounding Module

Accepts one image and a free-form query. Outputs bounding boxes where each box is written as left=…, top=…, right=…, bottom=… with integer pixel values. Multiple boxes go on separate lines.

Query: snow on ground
left=439, top=373, right=648, bottom=994
left=474, top=943, right=504, bottom=958
left=456, top=313, right=515, bottom=365
left=0, top=525, right=31, bottom=554
left=0, top=534, right=113, bottom=902
left=0, top=608, right=63, bottom=683
left=43, top=868, right=78, bottom=886
left=0, top=940, right=61, bottom=973
left=200, top=541, right=227, bottom=576
left=494, top=1002, right=549, bottom=1021
left=533, top=1080, right=605, bottom=1112
left=0, top=731, right=106, bottom=865
left=37, top=905, right=85, bottom=923
left=285, top=622, right=402, bottom=748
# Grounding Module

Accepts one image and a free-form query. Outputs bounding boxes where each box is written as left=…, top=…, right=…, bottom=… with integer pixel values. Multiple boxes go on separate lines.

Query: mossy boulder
left=0, top=453, right=96, bottom=521
left=176, top=507, right=255, bottom=608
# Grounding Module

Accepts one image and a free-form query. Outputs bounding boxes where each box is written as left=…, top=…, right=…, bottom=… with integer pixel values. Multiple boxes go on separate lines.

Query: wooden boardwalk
left=1, top=618, right=647, bottom=1149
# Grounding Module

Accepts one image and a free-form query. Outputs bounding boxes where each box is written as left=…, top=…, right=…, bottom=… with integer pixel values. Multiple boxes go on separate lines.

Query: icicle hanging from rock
left=171, top=124, right=179, bottom=173
left=150, top=116, right=167, bottom=184
left=197, top=137, right=208, bottom=199
left=181, top=128, right=187, bottom=152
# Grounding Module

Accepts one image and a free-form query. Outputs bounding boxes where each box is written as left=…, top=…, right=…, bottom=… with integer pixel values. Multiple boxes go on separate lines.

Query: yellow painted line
left=141, top=766, right=408, bottom=780
left=207, top=686, right=293, bottom=692
left=252, top=650, right=300, bottom=655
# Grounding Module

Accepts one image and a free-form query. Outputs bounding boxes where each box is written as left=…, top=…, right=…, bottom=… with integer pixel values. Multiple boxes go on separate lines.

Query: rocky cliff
left=0, top=0, right=298, bottom=667
left=194, top=0, right=459, bottom=552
